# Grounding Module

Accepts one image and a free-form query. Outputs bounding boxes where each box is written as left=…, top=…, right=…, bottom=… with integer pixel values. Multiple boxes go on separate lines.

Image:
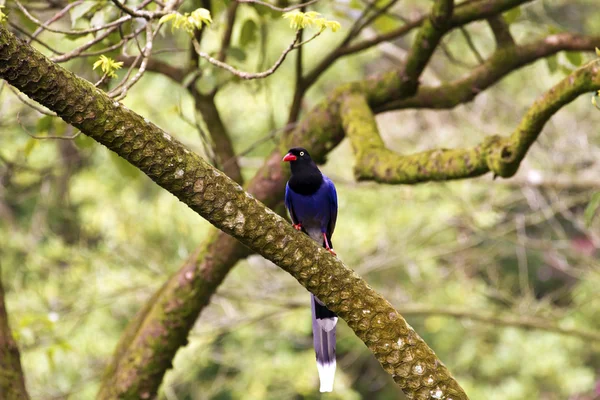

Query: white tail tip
left=317, top=360, right=336, bottom=392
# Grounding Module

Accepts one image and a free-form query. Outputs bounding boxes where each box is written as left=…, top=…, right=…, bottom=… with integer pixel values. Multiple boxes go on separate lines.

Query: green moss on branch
left=0, top=26, right=468, bottom=400
left=383, top=33, right=600, bottom=111
left=342, top=61, right=600, bottom=184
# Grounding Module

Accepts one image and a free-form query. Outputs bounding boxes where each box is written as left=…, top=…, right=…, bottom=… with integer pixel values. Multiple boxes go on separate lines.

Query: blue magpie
left=283, top=147, right=338, bottom=392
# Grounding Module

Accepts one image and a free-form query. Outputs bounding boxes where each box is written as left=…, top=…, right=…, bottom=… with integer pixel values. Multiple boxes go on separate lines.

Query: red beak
left=282, top=153, right=297, bottom=162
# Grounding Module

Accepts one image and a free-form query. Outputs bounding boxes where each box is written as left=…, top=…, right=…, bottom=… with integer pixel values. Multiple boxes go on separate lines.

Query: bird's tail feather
left=311, top=294, right=337, bottom=392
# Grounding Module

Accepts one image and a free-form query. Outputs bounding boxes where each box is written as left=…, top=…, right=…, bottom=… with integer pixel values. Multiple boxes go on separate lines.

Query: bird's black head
left=283, top=147, right=323, bottom=194
left=282, top=147, right=312, bottom=163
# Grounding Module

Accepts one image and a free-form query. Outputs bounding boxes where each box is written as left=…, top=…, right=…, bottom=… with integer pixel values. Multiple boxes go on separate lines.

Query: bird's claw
left=293, top=223, right=302, bottom=231
left=326, top=248, right=336, bottom=256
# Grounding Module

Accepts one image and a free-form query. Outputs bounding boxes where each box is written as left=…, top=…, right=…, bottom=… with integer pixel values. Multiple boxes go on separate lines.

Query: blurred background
left=1, top=0, right=600, bottom=399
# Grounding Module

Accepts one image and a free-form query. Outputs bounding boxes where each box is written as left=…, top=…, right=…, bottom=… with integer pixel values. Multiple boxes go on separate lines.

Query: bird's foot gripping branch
left=0, top=25, right=469, bottom=400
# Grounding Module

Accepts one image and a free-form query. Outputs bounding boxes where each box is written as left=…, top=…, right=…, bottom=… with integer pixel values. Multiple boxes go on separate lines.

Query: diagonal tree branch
left=341, top=60, right=600, bottom=184
left=0, top=263, right=30, bottom=400
left=0, top=25, right=469, bottom=400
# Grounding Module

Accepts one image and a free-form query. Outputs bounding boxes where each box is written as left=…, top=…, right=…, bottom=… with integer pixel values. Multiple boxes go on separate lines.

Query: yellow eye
left=300, top=151, right=305, bottom=156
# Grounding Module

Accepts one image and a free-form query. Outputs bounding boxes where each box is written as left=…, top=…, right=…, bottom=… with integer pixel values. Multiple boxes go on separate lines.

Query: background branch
left=0, top=263, right=30, bottom=400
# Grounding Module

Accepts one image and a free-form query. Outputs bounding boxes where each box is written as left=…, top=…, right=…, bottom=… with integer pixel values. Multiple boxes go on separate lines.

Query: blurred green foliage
left=1, top=0, right=600, bottom=399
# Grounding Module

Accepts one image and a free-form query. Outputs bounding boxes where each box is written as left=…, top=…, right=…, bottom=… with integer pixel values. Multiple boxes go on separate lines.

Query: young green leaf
left=159, top=8, right=212, bottom=35
left=0, top=5, right=7, bottom=23
left=282, top=11, right=340, bottom=32
left=93, top=55, right=123, bottom=78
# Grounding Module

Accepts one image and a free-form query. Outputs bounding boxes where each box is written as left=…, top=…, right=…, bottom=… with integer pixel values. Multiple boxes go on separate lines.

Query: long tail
left=311, top=294, right=337, bottom=392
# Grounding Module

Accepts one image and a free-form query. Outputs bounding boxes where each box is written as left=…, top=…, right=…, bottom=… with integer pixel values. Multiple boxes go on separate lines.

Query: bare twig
left=51, top=25, right=121, bottom=63
left=236, top=0, right=321, bottom=12
left=17, top=113, right=81, bottom=140
left=110, top=0, right=168, bottom=19
left=79, top=25, right=146, bottom=58
left=459, top=26, right=484, bottom=64
left=15, top=0, right=132, bottom=36
left=29, top=0, right=84, bottom=41
left=8, top=86, right=56, bottom=116
left=8, top=23, right=64, bottom=55
left=111, top=23, right=157, bottom=100
left=396, top=305, right=600, bottom=343
left=193, top=30, right=304, bottom=80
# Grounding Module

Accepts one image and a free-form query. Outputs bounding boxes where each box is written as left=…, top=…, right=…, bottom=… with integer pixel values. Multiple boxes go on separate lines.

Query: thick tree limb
left=99, top=231, right=250, bottom=399
left=342, top=61, right=600, bottom=183
left=396, top=0, right=453, bottom=95
left=382, top=33, right=600, bottom=111
left=0, top=264, right=30, bottom=400
left=0, top=26, right=469, bottom=400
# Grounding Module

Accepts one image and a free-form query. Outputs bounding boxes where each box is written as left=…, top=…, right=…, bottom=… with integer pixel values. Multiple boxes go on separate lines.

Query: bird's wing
left=284, top=183, right=299, bottom=225
left=324, top=177, right=338, bottom=238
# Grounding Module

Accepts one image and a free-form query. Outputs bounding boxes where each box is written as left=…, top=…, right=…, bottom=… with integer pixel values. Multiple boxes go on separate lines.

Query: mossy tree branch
left=342, top=61, right=600, bottom=184
left=0, top=264, right=30, bottom=400
left=395, top=0, right=454, bottom=95
left=382, top=33, right=600, bottom=111
left=93, top=16, right=599, bottom=400
left=0, top=26, right=469, bottom=400
left=486, top=16, right=515, bottom=48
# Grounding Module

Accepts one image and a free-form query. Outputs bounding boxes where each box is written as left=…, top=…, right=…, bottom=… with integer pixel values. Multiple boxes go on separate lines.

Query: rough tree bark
left=0, top=25, right=469, bottom=400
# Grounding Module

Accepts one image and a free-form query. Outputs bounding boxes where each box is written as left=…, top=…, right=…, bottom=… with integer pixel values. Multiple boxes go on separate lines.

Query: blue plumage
left=285, top=176, right=337, bottom=247
left=283, top=147, right=339, bottom=392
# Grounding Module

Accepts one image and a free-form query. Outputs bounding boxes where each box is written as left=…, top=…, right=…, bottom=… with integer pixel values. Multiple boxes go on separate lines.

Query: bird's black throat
left=288, top=161, right=324, bottom=196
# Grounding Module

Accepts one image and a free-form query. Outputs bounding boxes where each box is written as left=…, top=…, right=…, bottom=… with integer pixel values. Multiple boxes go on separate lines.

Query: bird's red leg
left=322, top=233, right=336, bottom=256
left=293, top=222, right=302, bottom=230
